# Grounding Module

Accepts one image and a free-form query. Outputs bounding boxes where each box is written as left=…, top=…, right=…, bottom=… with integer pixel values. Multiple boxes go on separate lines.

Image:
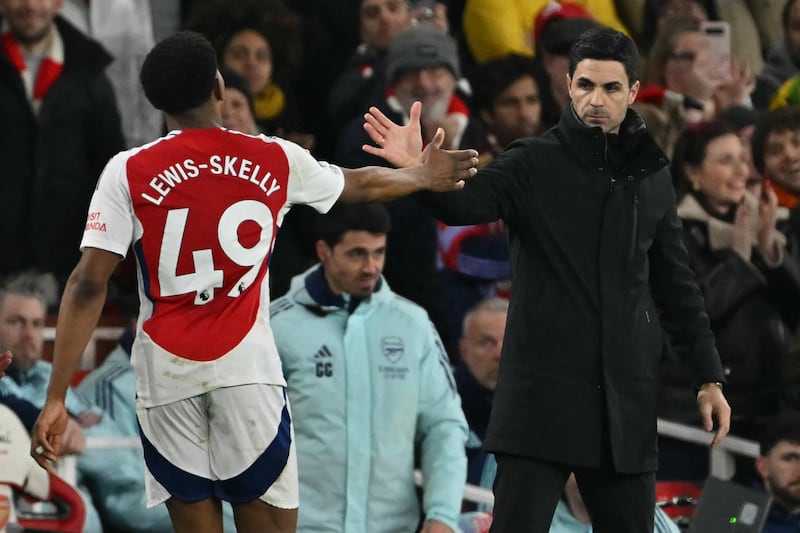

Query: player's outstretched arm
left=31, top=247, right=121, bottom=470
left=341, top=126, right=478, bottom=203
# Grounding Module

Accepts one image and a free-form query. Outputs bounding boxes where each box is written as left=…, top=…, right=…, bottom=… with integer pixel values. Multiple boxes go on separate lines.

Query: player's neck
left=165, top=112, right=222, bottom=132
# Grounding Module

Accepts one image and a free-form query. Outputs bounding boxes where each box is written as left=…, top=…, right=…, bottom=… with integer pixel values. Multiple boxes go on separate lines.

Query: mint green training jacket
left=270, top=266, right=468, bottom=532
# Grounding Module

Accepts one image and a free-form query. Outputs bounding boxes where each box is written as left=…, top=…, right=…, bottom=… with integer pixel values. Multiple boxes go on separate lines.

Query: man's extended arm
left=648, top=185, right=730, bottom=446
left=30, top=247, right=121, bottom=469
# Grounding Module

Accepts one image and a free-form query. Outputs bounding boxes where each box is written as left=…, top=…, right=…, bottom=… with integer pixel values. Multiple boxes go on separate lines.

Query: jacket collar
left=554, top=103, right=669, bottom=175
left=677, top=191, right=789, bottom=252
left=290, top=264, right=386, bottom=314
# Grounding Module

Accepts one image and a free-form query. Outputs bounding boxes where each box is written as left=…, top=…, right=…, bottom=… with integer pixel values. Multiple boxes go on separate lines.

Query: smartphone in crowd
left=701, top=21, right=732, bottom=82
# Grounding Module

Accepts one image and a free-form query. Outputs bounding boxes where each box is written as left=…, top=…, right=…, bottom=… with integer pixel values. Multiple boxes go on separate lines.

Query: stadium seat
left=0, top=405, right=86, bottom=533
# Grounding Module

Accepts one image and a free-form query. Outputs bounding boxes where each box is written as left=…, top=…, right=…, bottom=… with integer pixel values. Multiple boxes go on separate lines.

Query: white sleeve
left=275, top=137, right=345, bottom=213
left=79, top=151, right=134, bottom=257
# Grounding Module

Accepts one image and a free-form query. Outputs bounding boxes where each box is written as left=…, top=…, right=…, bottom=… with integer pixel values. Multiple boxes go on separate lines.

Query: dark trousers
left=490, top=453, right=656, bottom=533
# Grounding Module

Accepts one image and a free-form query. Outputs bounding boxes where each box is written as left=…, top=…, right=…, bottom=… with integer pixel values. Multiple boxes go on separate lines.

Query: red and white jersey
left=81, top=128, right=344, bottom=407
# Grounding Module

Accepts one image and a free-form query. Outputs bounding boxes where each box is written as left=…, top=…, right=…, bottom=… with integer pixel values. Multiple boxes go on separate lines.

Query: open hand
left=713, top=59, right=755, bottom=111
left=363, top=101, right=424, bottom=168
left=732, top=199, right=752, bottom=262
left=757, top=181, right=781, bottom=263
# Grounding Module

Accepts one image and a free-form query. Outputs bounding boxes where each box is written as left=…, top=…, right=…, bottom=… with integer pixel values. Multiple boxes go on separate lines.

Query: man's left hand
left=697, top=383, right=731, bottom=446
left=0, top=351, right=11, bottom=378
left=420, top=519, right=454, bottom=533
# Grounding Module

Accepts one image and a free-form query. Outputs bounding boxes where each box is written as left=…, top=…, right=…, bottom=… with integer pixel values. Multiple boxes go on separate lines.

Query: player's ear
left=315, top=240, right=331, bottom=262
left=213, top=70, right=224, bottom=103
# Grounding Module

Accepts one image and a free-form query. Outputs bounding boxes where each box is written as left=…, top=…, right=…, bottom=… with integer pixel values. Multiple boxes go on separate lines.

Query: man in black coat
left=0, top=0, right=125, bottom=291
left=363, top=26, right=731, bottom=533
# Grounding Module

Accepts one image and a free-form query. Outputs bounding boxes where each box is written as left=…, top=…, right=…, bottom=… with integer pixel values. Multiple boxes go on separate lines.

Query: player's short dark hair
left=759, top=410, right=800, bottom=456
left=140, top=31, right=218, bottom=115
left=569, top=26, right=639, bottom=87
left=317, top=203, right=392, bottom=248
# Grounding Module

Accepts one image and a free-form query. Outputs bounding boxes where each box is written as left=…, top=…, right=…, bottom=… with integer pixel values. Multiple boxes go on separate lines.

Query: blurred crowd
left=1, top=0, right=800, bottom=531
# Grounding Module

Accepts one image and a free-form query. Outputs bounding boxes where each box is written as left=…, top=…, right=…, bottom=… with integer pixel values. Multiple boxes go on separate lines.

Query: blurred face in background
left=360, top=0, right=411, bottom=51
left=223, top=29, right=273, bottom=96
left=685, top=133, right=748, bottom=214
left=656, top=0, right=708, bottom=33
left=756, top=441, right=800, bottom=512
left=763, top=128, right=800, bottom=196
left=663, top=30, right=721, bottom=100
left=1, top=0, right=62, bottom=46
left=483, top=75, right=542, bottom=147
left=392, top=65, right=456, bottom=126
left=459, top=308, right=507, bottom=391
left=222, top=86, right=258, bottom=135
left=0, top=294, right=46, bottom=374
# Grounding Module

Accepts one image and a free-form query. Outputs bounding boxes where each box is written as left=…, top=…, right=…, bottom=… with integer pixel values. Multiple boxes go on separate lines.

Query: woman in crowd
left=659, top=120, right=800, bottom=451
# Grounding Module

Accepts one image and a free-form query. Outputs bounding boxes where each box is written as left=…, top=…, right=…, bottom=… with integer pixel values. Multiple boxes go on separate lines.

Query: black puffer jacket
left=0, top=16, right=124, bottom=284
left=417, top=105, right=724, bottom=473
left=659, top=192, right=800, bottom=439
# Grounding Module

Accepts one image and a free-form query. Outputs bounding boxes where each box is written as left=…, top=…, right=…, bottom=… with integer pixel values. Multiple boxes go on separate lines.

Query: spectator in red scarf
left=0, top=0, right=124, bottom=300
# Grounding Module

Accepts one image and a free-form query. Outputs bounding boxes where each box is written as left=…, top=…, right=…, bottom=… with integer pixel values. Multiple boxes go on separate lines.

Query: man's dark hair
left=470, top=54, right=538, bottom=113
left=752, top=105, right=800, bottom=174
left=140, top=31, right=218, bottom=115
left=568, top=27, right=639, bottom=87
left=759, top=410, right=800, bottom=456
left=317, top=203, right=391, bottom=248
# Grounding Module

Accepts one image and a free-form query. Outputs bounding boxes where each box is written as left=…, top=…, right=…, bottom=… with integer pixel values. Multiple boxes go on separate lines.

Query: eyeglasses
left=668, top=51, right=696, bottom=63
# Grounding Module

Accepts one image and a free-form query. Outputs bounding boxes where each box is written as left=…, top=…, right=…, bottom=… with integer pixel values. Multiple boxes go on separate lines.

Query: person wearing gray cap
left=336, top=24, right=483, bottom=354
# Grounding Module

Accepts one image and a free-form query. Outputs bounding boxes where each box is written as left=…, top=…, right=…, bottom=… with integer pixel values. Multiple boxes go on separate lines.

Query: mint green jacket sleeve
left=417, top=322, right=469, bottom=531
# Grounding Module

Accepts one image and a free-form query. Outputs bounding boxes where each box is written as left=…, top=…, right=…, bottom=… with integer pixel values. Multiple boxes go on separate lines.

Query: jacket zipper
left=629, top=191, right=639, bottom=260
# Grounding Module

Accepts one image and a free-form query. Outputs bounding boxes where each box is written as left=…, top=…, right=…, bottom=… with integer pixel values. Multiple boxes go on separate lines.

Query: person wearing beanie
left=336, top=24, right=483, bottom=353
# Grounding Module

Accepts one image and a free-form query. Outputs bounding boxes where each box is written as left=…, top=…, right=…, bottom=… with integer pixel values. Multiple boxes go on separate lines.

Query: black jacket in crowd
left=0, top=16, right=124, bottom=284
left=417, top=105, right=725, bottom=473
left=659, top=193, right=800, bottom=439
